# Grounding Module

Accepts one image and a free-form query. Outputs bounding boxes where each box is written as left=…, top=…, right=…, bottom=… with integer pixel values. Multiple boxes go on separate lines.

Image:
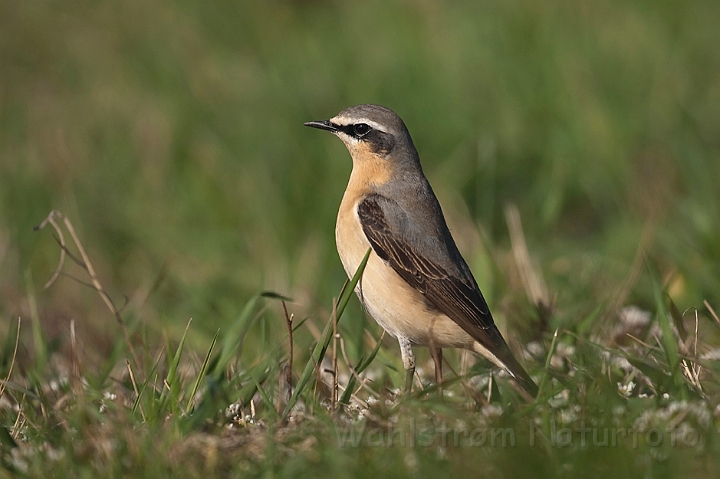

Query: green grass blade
left=159, top=318, right=192, bottom=412
left=0, top=426, right=17, bottom=449
left=667, top=294, right=688, bottom=341
left=207, top=291, right=288, bottom=381
left=292, top=316, right=310, bottom=332
left=0, top=380, right=40, bottom=400
left=211, top=295, right=261, bottom=379
left=186, top=329, right=219, bottom=412
left=250, top=372, right=282, bottom=421
left=282, top=248, right=371, bottom=418
left=236, top=355, right=282, bottom=406
left=537, top=328, right=559, bottom=397
left=25, top=270, right=47, bottom=370
left=260, top=291, right=293, bottom=302
left=184, top=351, right=285, bottom=431
left=131, top=349, right=164, bottom=416
left=576, top=304, right=603, bottom=336
left=339, top=333, right=383, bottom=405
left=651, top=269, right=686, bottom=398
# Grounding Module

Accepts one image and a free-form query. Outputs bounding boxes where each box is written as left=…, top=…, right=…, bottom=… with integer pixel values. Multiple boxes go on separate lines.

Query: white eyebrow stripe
left=330, top=116, right=387, bottom=133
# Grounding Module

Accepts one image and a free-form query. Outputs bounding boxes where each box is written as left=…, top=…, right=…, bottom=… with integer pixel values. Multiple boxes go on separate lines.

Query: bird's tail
left=472, top=339, right=538, bottom=399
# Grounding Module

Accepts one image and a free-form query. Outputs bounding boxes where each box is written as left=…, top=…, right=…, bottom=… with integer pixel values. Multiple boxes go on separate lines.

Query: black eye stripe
left=337, top=123, right=372, bottom=139
left=334, top=122, right=395, bottom=154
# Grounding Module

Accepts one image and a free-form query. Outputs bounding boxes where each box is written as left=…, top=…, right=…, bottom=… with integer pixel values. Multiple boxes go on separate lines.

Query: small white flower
left=558, top=408, right=578, bottom=424
left=481, top=404, right=504, bottom=419
left=617, top=380, right=635, bottom=397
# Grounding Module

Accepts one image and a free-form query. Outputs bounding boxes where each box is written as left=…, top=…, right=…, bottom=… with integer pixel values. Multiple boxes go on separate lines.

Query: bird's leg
left=399, top=338, right=415, bottom=393
left=432, top=347, right=443, bottom=385
left=430, top=346, right=443, bottom=398
left=404, top=369, right=414, bottom=393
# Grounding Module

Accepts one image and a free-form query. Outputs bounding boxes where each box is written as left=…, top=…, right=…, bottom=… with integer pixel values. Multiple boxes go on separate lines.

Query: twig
left=338, top=335, right=380, bottom=399
left=126, top=360, right=145, bottom=421
left=58, top=270, right=103, bottom=291
left=332, top=299, right=339, bottom=408
left=681, top=309, right=703, bottom=395
left=0, top=318, right=21, bottom=401
left=70, top=319, right=82, bottom=389
left=35, top=215, right=66, bottom=289
left=52, top=235, right=86, bottom=269
left=625, top=333, right=657, bottom=351
left=11, top=396, right=27, bottom=441
left=705, top=300, right=720, bottom=328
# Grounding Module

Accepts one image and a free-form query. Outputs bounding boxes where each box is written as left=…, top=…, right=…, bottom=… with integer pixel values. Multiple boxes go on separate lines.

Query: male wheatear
left=305, top=104, right=537, bottom=398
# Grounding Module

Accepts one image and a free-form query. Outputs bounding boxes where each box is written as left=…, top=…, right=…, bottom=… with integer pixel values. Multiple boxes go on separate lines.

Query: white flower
left=617, top=381, right=635, bottom=398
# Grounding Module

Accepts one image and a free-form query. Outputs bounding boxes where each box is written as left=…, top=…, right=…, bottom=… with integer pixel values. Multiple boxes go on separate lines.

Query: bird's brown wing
left=357, top=194, right=537, bottom=397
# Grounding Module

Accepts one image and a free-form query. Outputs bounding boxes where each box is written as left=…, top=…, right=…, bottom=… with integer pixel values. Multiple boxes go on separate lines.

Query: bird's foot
left=404, top=367, right=414, bottom=393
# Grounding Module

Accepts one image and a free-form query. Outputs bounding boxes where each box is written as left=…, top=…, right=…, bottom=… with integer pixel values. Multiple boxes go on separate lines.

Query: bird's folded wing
left=357, top=194, right=500, bottom=343
left=357, top=193, right=537, bottom=396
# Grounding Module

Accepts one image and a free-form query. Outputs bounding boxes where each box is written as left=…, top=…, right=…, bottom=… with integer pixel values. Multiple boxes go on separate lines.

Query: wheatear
left=305, top=104, right=538, bottom=398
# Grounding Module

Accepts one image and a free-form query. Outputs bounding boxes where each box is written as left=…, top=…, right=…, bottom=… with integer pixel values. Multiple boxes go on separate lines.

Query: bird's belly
left=335, top=203, right=474, bottom=348
left=359, top=255, right=475, bottom=348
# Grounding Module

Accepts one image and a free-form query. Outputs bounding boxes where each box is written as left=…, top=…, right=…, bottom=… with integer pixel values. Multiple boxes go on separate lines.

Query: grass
left=1, top=0, right=720, bottom=477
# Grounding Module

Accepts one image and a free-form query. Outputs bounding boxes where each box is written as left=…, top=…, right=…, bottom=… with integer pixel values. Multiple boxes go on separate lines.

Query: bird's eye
left=353, top=123, right=371, bottom=137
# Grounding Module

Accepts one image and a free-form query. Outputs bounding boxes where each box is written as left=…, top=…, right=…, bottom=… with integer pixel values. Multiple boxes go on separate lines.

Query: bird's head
left=304, top=104, right=419, bottom=167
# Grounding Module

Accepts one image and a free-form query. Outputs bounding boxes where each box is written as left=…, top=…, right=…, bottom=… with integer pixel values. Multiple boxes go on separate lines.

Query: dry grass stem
left=0, top=317, right=21, bottom=401
left=705, top=300, right=720, bottom=327
left=126, top=360, right=146, bottom=421
left=35, top=210, right=142, bottom=370
left=505, top=203, right=551, bottom=309
left=35, top=214, right=66, bottom=290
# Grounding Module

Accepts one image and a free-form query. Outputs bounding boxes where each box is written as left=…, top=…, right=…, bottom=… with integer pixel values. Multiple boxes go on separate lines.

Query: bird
left=304, top=104, right=538, bottom=398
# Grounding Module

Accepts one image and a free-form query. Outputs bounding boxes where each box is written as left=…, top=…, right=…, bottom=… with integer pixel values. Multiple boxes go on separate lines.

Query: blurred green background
left=1, top=0, right=719, bottom=360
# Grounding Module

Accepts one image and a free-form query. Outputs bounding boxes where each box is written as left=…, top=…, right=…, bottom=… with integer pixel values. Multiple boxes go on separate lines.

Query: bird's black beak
left=303, top=120, right=338, bottom=132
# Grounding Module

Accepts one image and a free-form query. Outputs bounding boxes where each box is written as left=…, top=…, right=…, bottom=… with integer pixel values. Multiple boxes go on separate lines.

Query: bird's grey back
left=375, top=175, right=475, bottom=284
